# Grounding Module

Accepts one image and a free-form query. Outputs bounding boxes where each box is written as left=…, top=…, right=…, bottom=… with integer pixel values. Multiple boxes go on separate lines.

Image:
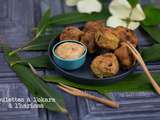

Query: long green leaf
left=141, top=25, right=160, bottom=43
left=142, top=44, right=160, bottom=62
left=49, top=11, right=109, bottom=26
left=22, top=30, right=60, bottom=50
left=37, top=8, right=51, bottom=32
left=10, top=55, right=53, bottom=69
left=9, top=30, right=61, bottom=55
left=42, top=73, right=160, bottom=94
left=142, top=5, right=160, bottom=26
left=33, top=8, right=52, bottom=44
left=2, top=43, right=67, bottom=113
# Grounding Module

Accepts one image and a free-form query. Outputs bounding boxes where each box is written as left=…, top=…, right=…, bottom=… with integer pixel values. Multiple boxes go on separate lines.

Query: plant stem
left=66, top=112, right=73, bottom=120
left=9, top=48, right=23, bottom=56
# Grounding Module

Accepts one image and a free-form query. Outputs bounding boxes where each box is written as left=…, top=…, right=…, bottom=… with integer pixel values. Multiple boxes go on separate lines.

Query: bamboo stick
left=123, top=42, right=160, bottom=95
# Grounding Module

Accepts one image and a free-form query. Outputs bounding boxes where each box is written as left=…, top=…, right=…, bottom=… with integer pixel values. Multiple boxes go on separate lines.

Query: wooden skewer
left=123, top=42, right=160, bottom=95
left=58, top=83, right=119, bottom=108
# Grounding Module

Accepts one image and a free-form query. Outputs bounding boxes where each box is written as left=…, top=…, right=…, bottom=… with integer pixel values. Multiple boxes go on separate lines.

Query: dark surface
left=48, top=38, right=136, bottom=85
left=0, top=0, right=160, bottom=120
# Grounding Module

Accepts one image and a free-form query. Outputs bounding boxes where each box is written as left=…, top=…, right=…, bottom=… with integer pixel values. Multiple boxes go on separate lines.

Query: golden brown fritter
left=80, top=20, right=105, bottom=53
left=59, top=26, right=84, bottom=41
left=95, top=28, right=120, bottom=50
left=80, top=31, right=97, bottom=54
left=113, top=26, right=138, bottom=69
left=114, top=43, right=135, bottom=69
left=113, top=26, right=138, bottom=47
left=83, top=20, right=105, bottom=32
left=91, top=53, right=119, bottom=78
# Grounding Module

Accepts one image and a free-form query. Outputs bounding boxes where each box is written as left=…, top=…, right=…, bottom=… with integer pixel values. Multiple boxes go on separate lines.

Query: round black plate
left=48, top=38, right=136, bottom=85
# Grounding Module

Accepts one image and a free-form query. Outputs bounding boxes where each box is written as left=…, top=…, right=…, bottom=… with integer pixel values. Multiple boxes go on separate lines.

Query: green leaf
left=142, top=44, right=160, bottom=62
left=10, top=55, right=53, bottom=69
left=9, top=30, right=61, bottom=55
left=2, top=43, right=67, bottom=113
left=49, top=11, right=109, bottom=26
left=142, top=5, right=160, bottom=26
left=33, top=8, right=52, bottom=42
left=37, top=8, right=51, bottom=32
left=22, top=30, right=61, bottom=50
left=128, top=0, right=139, bottom=7
left=42, top=73, right=160, bottom=94
left=141, top=25, right=160, bottom=43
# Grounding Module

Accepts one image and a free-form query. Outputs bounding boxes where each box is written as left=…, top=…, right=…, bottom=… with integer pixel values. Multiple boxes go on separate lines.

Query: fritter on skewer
left=114, top=43, right=135, bottom=69
left=113, top=26, right=138, bottom=47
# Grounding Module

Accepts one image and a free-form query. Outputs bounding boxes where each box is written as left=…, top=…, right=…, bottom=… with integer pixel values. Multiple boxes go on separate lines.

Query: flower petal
left=65, top=0, right=79, bottom=6
left=106, top=16, right=127, bottom=28
left=130, top=4, right=146, bottom=21
left=77, top=0, right=102, bottom=14
left=128, top=21, right=140, bottom=30
left=109, top=0, right=132, bottom=19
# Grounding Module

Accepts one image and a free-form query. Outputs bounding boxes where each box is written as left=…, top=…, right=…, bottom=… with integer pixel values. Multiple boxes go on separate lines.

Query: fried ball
left=91, top=53, right=119, bottom=78
left=113, top=26, right=138, bottom=47
left=60, top=26, right=84, bottom=41
left=81, top=20, right=105, bottom=53
left=95, top=28, right=120, bottom=50
left=114, top=43, right=135, bottom=69
left=80, top=31, right=97, bottom=54
left=83, top=20, right=105, bottom=32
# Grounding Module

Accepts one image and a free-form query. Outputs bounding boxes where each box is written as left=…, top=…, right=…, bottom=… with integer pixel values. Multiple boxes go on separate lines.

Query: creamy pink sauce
left=55, top=42, right=85, bottom=59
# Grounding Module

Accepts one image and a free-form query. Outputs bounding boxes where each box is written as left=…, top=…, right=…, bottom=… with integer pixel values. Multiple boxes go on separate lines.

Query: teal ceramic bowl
left=52, top=40, right=87, bottom=70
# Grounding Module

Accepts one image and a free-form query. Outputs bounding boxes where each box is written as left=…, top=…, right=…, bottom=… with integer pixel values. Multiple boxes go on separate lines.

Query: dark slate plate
left=48, top=38, right=136, bottom=85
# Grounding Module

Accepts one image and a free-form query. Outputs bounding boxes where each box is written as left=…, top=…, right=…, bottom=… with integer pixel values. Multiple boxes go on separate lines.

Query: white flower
left=65, top=0, right=102, bottom=14
left=106, top=0, right=146, bottom=30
